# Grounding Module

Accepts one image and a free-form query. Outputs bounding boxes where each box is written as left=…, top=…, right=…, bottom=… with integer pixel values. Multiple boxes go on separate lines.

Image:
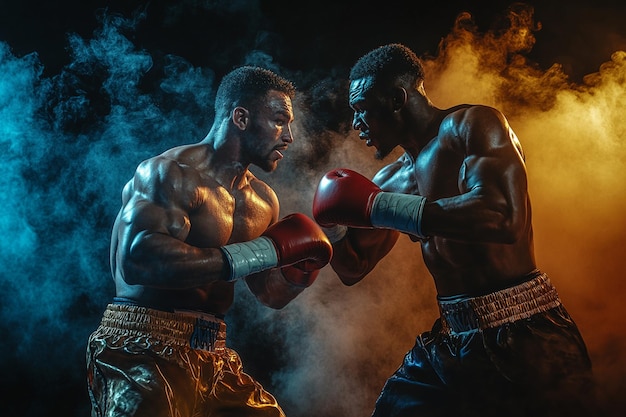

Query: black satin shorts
left=371, top=273, right=597, bottom=417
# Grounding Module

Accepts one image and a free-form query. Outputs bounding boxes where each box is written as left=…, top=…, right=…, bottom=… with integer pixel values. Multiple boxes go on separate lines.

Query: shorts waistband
left=437, top=272, right=561, bottom=333
left=98, top=303, right=227, bottom=352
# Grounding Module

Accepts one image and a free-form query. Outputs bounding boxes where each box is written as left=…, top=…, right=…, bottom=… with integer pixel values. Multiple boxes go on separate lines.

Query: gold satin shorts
left=87, top=303, right=285, bottom=417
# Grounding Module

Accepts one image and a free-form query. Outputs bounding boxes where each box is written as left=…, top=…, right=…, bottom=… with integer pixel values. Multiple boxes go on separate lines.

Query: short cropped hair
left=349, top=43, right=425, bottom=88
left=214, top=66, right=296, bottom=118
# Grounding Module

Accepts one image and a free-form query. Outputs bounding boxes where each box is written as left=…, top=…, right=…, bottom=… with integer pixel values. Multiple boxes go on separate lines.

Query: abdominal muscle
left=114, top=279, right=236, bottom=316
left=420, top=235, right=537, bottom=297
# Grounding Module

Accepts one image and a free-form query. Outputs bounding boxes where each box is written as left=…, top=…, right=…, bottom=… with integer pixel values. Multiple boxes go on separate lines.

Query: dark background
left=3, top=0, right=625, bottom=82
left=1, top=1, right=625, bottom=416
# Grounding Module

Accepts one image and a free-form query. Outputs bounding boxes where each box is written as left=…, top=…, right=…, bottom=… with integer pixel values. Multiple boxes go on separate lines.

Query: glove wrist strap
left=370, top=192, right=427, bottom=238
left=220, top=236, right=278, bottom=281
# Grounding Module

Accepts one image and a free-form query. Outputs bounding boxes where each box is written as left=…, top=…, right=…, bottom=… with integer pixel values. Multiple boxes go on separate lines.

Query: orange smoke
left=259, top=5, right=626, bottom=417
left=425, top=8, right=626, bottom=413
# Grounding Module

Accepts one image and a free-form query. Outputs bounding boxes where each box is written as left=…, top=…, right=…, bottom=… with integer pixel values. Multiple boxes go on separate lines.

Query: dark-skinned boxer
left=313, top=43, right=597, bottom=417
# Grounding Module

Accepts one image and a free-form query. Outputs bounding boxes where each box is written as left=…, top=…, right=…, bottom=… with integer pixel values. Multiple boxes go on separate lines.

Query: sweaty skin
left=110, top=90, right=302, bottom=314
left=321, top=44, right=597, bottom=417
left=333, top=76, right=535, bottom=296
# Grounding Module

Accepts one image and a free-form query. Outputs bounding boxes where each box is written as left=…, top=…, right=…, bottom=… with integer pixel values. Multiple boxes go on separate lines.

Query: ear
left=392, top=87, right=407, bottom=111
left=232, top=107, right=249, bottom=130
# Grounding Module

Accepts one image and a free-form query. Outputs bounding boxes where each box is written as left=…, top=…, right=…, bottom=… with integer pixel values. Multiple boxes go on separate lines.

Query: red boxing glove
left=262, top=213, right=333, bottom=275
left=280, top=267, right=320, bottom=288
left=221, top=213, right=332, bottom=281
left=313, top=168, right=382, bottom=228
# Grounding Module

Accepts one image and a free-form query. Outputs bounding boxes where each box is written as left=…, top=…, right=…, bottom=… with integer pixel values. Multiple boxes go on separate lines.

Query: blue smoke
left=0, top=1, right=349, bottom=413
left=0, top=11, right=216, bottom=416
left=3, top=3, right=626, bottom=417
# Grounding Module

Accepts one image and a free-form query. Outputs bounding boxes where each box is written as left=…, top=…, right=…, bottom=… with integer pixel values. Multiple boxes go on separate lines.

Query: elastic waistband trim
left=98, top=304, right=227, bottom=352
left=437, top=272, right=561, bottom=333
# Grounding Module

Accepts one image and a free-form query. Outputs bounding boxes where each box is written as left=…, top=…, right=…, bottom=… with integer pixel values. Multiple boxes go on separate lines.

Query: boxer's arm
left=245, top=268, right=310, bottom=309
left=330, top=227, right=400, bottom=286
left=117, top=158, right=229, bottom=288
left=312, top=168, right=403, bottom=284
left=243, top=213, right=333, bottom=309
left=423, top=106, right=529, bottom=243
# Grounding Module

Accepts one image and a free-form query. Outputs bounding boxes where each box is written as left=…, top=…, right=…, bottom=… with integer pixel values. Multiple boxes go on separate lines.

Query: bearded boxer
left=313, top=44, right=597, bottom=417
left=87, top=66, right=332, bottom=417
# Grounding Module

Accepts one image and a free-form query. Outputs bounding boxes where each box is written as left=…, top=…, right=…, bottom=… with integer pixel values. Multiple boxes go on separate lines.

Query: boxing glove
left=313, top=168, right=427, bottom=238
left=280, top=267, right=320, bottom=288
left=313, top=168, right=382, bottom=228
left=221, top=213, right=332, bottom=281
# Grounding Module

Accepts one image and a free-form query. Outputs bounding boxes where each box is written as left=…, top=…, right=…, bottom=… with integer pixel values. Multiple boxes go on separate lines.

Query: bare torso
left=110, top=143, right=278, bottom=315
left=372, top=106, right=536, bottom=296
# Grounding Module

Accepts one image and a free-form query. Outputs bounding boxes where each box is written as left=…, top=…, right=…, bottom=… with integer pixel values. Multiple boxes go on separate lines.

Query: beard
left=256, top=159, right=278, bottom=173
left=251, top=149, right=279, bottom=173
left=241, top=133, right=280, bottom=173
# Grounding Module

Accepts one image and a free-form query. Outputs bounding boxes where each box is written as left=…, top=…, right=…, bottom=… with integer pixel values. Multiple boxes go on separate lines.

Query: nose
left=283, top=124, right=294, bottom=143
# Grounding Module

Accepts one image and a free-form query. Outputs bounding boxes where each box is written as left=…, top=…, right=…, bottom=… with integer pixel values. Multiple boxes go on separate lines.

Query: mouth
left=359, top=132, right=373, bottom=147
left=272, top=147, right=286, bottom=159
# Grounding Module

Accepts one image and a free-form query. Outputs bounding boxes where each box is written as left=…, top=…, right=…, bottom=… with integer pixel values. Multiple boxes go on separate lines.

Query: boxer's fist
left=221, top=213, right=332, bottom=281
left=313, top=168, right=382, bottom=227
left=262, top=213, right=333, bottom=269
left=280, top=267, right=320, bottom=288
left=264, top=213, right=331, bottom=287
